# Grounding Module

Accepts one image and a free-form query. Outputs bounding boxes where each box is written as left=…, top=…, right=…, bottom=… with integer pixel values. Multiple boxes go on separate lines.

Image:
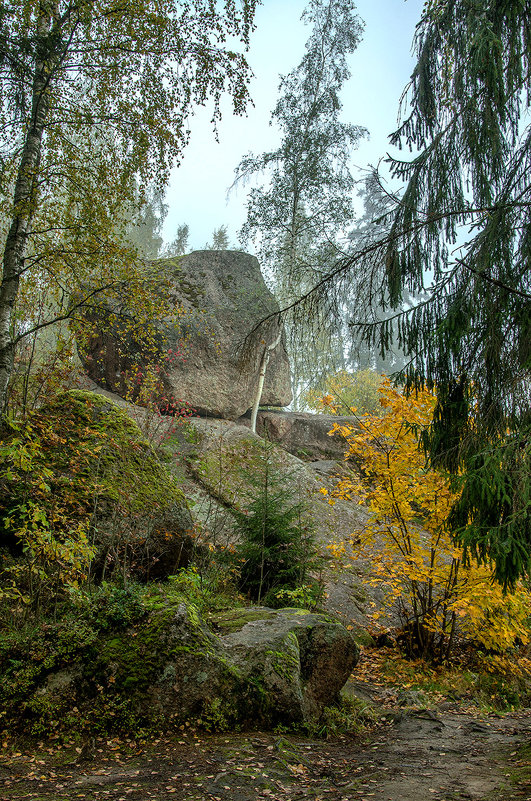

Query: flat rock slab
left=238, top=409, right=360, bottom=462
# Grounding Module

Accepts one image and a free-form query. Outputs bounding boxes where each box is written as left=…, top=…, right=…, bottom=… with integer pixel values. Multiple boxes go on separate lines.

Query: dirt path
left=1, top=706, right=530, bottom=801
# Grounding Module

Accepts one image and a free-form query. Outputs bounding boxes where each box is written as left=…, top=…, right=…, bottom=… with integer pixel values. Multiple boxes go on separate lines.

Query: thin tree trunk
left=250, top=331, right=282, bottom=434
left=0, top=10, right=57, bottom=415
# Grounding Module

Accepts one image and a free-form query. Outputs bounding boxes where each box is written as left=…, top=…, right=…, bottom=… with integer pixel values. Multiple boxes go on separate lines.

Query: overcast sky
left=162, top=0, right=425, bottom=251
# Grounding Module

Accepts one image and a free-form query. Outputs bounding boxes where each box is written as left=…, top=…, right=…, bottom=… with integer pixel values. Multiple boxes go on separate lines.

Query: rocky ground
left=2, top=669, right=530, bottom=801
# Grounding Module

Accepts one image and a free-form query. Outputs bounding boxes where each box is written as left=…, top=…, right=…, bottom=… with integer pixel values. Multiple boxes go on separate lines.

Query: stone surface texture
left=31, top=602, right=359, bottom=730
left=147, top=603, right=359, bottom=726
left=80, top=250, right=292, bottom=419
left=214, top=607, right=360, bottom=722
left=238, top=409, right=360, bottom=462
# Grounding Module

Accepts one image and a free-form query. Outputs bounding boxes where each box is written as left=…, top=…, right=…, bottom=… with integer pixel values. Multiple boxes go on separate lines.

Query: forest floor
left=2, top=648, right=531, bottom=801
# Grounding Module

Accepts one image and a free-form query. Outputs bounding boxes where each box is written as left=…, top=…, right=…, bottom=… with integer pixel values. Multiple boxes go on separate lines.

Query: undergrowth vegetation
left=191, top=435, right=326, bottom=608
left=357, top=645, right=531, bottom=714
left=0, top=567, right=244, bottom=740
left=227, top=441, right=324, bottom=607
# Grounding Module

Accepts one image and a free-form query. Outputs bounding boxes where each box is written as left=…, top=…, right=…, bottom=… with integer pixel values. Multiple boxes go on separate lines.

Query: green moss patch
left=0, top=588, right=232, bottom=737
left=0, top=390, right=191, bottom=584
left=1, top=389, right=185, bottom=520
left=209, top=608, right=276, bottom=634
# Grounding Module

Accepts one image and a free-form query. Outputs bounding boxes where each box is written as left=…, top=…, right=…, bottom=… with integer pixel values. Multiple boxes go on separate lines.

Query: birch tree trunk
left=250, top=331, right=283, bottom=434
left=0, top=10, right=58, bottom=415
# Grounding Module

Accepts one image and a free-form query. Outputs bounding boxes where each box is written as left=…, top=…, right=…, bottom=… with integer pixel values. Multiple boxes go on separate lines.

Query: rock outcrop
left=65, top=385, right=379, bottom=633
left=80, top=250, right=292, bottom=419
left=14, top=600, right=359, bottom=733
left=0, top=390, right=195, bottom=582
left=239, top=409, right=360, bottom=461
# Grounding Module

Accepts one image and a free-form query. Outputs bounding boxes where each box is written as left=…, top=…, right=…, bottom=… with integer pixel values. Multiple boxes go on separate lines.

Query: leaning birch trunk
left=250, top=332, right=282, bottom=434
left=0, top=9, right=56, bottom=415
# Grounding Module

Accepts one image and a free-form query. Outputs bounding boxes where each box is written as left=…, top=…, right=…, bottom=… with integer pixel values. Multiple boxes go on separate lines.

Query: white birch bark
left=250, top=331, right=282, bottom=434
left=0, top=8, right=58, bottom=414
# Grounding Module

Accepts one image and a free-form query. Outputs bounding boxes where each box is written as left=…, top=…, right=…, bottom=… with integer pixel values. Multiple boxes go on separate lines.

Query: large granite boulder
left=80, top=250, right=292, bottom=419
left=6, top=599, right=359, bottom=734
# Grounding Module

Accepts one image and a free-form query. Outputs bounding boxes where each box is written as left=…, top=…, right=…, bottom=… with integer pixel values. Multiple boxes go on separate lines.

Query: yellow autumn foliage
left=326, top=379, right=530, bottom=660
left=303, top=369, right=384, bottom=416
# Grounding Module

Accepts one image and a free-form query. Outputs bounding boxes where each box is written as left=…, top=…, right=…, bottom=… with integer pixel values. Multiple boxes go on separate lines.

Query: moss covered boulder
left=212, top=607, right=360, bottom=724
left=84, top=598, right=249, bottom=732
left=0, top=390, right=194, bottom=581
left=0, top=592, right=244, bottom=736
left=88, top=601, right=359, bottom=731
left=1, top=594, right=359, bottom=736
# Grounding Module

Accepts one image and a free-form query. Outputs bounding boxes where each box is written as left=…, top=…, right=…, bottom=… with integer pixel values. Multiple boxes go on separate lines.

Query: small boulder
left=213, top=607, right=360, bottom=723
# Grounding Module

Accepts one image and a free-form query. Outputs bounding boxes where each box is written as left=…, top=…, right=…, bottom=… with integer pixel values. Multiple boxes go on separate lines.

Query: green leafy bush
left=69, top=581, right=146, bottom=631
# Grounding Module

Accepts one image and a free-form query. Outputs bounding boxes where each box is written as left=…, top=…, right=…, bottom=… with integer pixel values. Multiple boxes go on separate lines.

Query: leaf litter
left=1, top=703, right=531, bottom=801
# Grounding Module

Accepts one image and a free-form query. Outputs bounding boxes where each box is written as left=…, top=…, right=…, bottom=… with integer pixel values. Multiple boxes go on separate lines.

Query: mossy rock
left=0, top=597, right=245, bottom=736
left=0, top=390, right=195, bottom=581
left=217, top=606, right=360, bottom=724
left=0, top=598, right=359, bottom=736
left=190, top=426, right=310, bottom=513
left=209, top=607, right=278, bottom=634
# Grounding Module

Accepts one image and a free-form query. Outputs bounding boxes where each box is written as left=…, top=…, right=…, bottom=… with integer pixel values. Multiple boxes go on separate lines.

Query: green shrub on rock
left=0, top=390, right=194, bottom=613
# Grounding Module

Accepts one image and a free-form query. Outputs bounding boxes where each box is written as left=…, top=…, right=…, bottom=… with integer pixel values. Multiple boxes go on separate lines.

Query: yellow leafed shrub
left=324, top=379, right=530, bottom=661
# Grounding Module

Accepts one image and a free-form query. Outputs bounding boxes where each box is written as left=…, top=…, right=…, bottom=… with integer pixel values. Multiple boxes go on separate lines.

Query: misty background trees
left=270, top=0, right=531, bottom=584
left=233, top=0, right=367, bottom=405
